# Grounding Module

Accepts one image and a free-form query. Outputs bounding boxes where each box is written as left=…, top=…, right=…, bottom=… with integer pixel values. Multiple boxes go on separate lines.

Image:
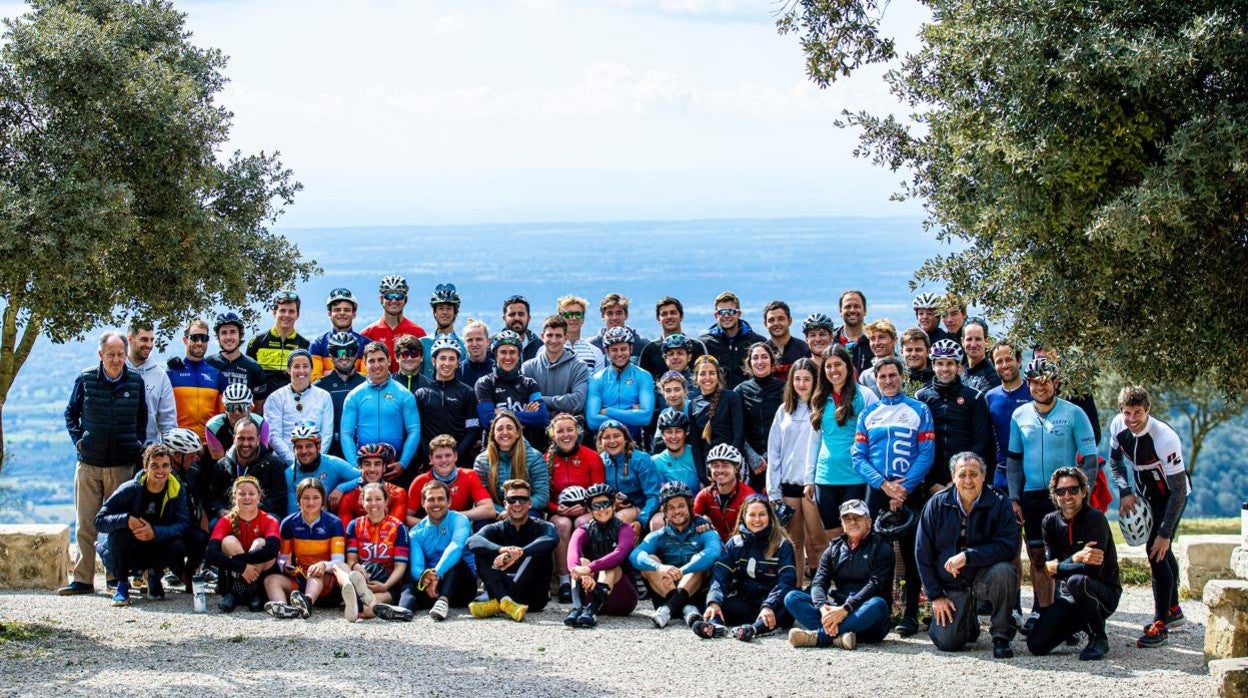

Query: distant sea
left=2, top=216, right=951, bottom=526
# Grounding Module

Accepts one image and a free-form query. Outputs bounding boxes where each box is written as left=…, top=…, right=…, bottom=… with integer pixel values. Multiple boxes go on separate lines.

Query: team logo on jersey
left=384, top=392, right=395, bottom=401
left=956, top=397, right=965, bottom=405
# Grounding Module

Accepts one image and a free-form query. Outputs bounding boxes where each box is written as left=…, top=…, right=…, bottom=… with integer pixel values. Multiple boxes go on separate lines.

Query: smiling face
left=840, top=512, right=869, bottom=543
left=902, top=338, right=928, bottom=370
left=661, top=426, right=687, bottom=453
left=1054, top=474, right=1085, bottom=519
left=274, top=302, right=299, bottom=333
left=232, top=481, right=260, bottom=514
left=423, top=485, right=449, bottom=520
left=695, top=362, right=719, bottom=394
left=839, top=293, right=865, bottom=328
left=869, top=329, right=894, bottom=358
left=429, top=447, right=457, bottom=477
left=601, top=304, right=627, bottom=329
left=874, top=362, right=902, bottom=397
left=492, top=417, right=519, bottom=451
left=743, top=501, right=770, bottom=533
left=463, top=326, right=488, bottom=361
left=381, top=291, right=407, bottom=317
left=599, top=426, right=626, bottom=455
left=748, top=345, right=774, bottom=378
left=606, top=342, right=631, bottom=369
left=433, top=350, right=459, bottom=380
left=359, top=456, right=385, bottom=484
left=589, top=495, right=614, bottom=524
left=288, top=355, right=312, bottom=389
left=1121, top=403, right=1150, bottom=433
left=329, top=300, right=356, bottom=331
left=398, top=348, right=422, bottom=375
left=662, top=379, right=687, bottom=408
left=216, top=324, right=242, bottom=354
left=365, top=349, right=390, bottom=383
left=714, top=302, right=740, bottom=332
left=664, top=348, right=690, bottom=372
left=791, top=367, right=815, bottom=401
left=293, top=438, right=319, bottom=466
left=432, top=303, right=457, bottom=330
left=552, top=417, right=580, bottom=452
left=764, top=308, right=791, bottom=340
left=128, top=329, right=155, bottom=363
left=992, top=345, right=1019, bottom=384
left=331, top=350, right=357, bottom=375
left=542, top=325, right=567, bottom=356
left=657, top=303, right=682, bottom=333
left=1029, top=376, right=1056, bottom=406
left=362, top=485, right=388, bottom=520
left=144, top=453, right=172, bottom=491
left=709, top=459, right=736, bottom=488
left=952, top=458, right=985, bottom=500
left=915, top=307, right=938, bottom=333
left=805, top=327, right=832, bottom=355
left=298, top=485, right=324, bottom=517
left=495, top=344, right=520, bottom=372
left=560, top=302, right=586, bottom=334
left=962, top=323, right=987, bottom=363
left=933, top=357, right=960, bottom=384
left=504, top=486, right=532, bottom=523
left=663, top=496, right=690, bottom=528
left=824, top=353, right=850, bottom=391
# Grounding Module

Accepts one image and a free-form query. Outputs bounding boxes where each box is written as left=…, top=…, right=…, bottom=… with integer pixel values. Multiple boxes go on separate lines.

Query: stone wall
left=0, top=524, right=70, bottom=590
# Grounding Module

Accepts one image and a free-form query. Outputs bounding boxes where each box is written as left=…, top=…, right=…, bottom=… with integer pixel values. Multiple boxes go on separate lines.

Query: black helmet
left=213, top=311, right=245, bottom=335
left=873, top=506, right=918, bottom=542
left=585, top=483, right=615, bottom=501
left=802, top=313, right=835, bottom=334
left=430, top=282, right=461, bottom=308
left=656, top=408, right=690, bottom=431
left=773, top=501, right=797, bottom=527
left=658, top=480, right=693, bottom=508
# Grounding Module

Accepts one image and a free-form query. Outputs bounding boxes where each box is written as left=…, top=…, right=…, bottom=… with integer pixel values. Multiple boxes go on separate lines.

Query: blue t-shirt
left=984, top=382, right=1030, bottom=486
left=652, top=448, right=701, bottom=494
left=1008, top=398, right=1098, bottom=492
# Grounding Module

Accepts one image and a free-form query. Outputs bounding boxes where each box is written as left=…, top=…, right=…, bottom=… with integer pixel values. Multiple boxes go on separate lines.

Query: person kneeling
left=629, top=481, right=723, bottom=629
left=1027, top=467, right=1120, bottom=661
left=465, top=479, right=558, bottom=622
left=565, top=484, right=638, bottom=628
left=785, top=499, right=893, bottom=650
left=205, top=476, right=279, bottom=612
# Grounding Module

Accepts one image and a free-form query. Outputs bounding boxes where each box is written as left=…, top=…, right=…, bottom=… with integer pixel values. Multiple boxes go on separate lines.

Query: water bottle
left=192, top=573, right=207, bottom=613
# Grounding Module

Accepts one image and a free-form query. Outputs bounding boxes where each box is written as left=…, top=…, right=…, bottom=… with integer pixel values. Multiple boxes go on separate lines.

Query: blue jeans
left=784, top=591, right=891, bottom=645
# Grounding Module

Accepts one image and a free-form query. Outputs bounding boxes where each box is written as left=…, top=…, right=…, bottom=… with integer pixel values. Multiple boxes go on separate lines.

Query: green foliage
left=0, top=621, right=49, bottom=643
left=784, top=0, right=1248, bottom=393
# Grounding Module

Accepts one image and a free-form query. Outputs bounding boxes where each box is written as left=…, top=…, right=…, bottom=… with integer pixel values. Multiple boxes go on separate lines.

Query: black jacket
left=916, top=377, right=995, bottom=489
left=416, top=377, right=481, bottom=466
left=811, top=530, right=894, bottom=612
left=734, top=375, right=785, bottom=456
left=916, top=485, right=1018, bottom=599
left=210, top=445, right=289, bottom=519
left=700, top=321, right=766, bottom=389
left=689, top=388, right=745, bottom=482
left=65, top=363, right=147, bottom=468
left=1042, top=505, right=1121, bottom=592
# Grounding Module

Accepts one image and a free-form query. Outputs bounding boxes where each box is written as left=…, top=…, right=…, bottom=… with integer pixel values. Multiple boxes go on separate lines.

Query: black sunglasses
left=186, top=333, right=210, bottom=343
left=1053, top=485, right=1082, bottom=497
left=505, top=495, right=530, bottom=504
left=436, top=283, right=457, bottom=293
left=590, top=500, right=614, bottom=511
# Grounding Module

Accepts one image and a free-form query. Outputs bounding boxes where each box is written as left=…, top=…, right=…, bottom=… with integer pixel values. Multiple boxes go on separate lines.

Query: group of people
left=61, top=278, right=1190, bottom=661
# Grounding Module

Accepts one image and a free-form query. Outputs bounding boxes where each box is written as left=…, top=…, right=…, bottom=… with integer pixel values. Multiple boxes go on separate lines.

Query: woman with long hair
left=597, top=420, right=662, bottom=539
left=546, top=412, right=606, bottom=602
left=807, top=344, right=877, bottom=538
left=473, top=410, right=550, bottom=518
left=767, top=358, right=827, bottom=584
left=205, top=475, right=280, bottom=613
left=688, top=355, right=744, bottom=486
left=735, top=342, right=786, bottom=492
left=263, top=477, right=346, bottom=619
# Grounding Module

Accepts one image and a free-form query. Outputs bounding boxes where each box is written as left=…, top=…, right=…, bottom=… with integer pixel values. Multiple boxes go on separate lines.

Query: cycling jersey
left=630, top=516, right=722, bottom=573
left=693, top=482, right=756, bottom=542
left=245, top=328, right=310, bottom=395
left=339, top=377, right=420, bottom=468
left=308, top=329, right=368, bottom=377
left=851, top=393, right=936, bottom=493
left=1006, top=399, right=1098, bottom=498
left=361, top=316, right=427, bottom=373
left=206, top=351, right=270, bottom=401
left=314, top=371, right=366, bottom=459
left=984, top=382, right=1031, bottom=488
left=808, top=387, right=878, bottom=486
left=167, top=357, right=226, bottom=441
left=278, top=511, right=346, bottom=571
left=410, top=510, right=472, bottom=578
left=284, top=454, right=361, bottom=514
left=547, top=446, right=606, bottom=514
left=601, top=449, right=663, bottom=522
left=916, top=377, right=995, bottom=489
left=1107, top=413, right=1190, bottom=539
left=336, top=482, right=407, bottom=523
left=407, top=469, right=492, bottom=518
left=346, top=514, right=410, bottom=572
left=415, top=378, right=480, bottom=466
left=651, top=448, right=701, bottom=495
left=585, top=363, right=655, bottom=439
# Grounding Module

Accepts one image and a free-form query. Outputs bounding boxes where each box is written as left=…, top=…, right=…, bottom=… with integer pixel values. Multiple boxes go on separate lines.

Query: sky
left=2, top=0, right=932, bottom=227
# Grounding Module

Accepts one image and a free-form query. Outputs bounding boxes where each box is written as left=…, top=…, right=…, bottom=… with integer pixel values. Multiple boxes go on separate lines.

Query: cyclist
left=585, top=326, right=655, bottom=442
left=522, top=315, right=590, bottom=450
left=802, top=313, right=836, bottom=370
left=474, top=410, right=551, bottom=516
left=262, top=349, right=334, bottom=465
left=588, top=293, right=650, bottom=366
left=638, top=296, right=707, bottom=380
left=651, top=409, right=702, bottom=504
left=263, top=477, right=346, bottom=619
left=313, top=332, right=366, bottom=459
left=402, top=479, right=477, bottom=620
left=457, top=319, right=496, bottom=388
left=205, top=383, right=270, bottom=462
left=916, top=339, right=995, bottom=495
left=208, top=419, right=288, bottom=520
left=282, top=423, right=360, bottom=515
left=205, top=475, right=280, bottom=613
left=699, top=291, right=765, bottom=389
left=393, top=335, right=432, bottom=394
left=597, top=419, right=663, bottom=537
left=693, top=444, right=757, bottom=542
left=166, top=318, right=227, bottom=442
left=761, top=300, right=811, bottom=380
left=420, top=283, right=467, bottom=379
left=415, top=337, right=481, bottom=469
left=245, top=292, right=310, bottom=395
left=335, top=443, right=407, bottom=523
left=631, top=480, right=723, bottom=629
left=689, top=355, right=745, bottom=486
left=308, top=288, right=367, bottom=377
left=735, top=342, right=785, bottom=488
left=545, top=413, right=606, bottom=601
left=465, top=479, right=559, bottom=621
left=912, top=291, right=951, bottom=345
left=406, top=434, right=495, bottom=526
left=339, top=341, right=421, bottom=484
left=336, top=482, right=413, bottom=622
left=832, top=291, right=872, bottom=375
left=361, top=275, right=427, bottom=373
left=206, top=311, right=268, bottom=410
left=565, top=483, right=639, bottom=628
left=475, top=330, right=549, bottom=448
left=807, top=345, right=876, bottom=539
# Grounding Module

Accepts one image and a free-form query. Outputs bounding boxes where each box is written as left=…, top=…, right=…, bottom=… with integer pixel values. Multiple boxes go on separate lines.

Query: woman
left=693, top=496, right=796, bottom=641
left=688, top=355, right=744, bottom=485
left=263, top=349, right=334, bottom=465
left=335, top=482, right=414, bottom=621
left=337, top=443, right=407, bottom=523
left=597, top=419, right=663, bottom=537
left=473, top=410, right=550, bottom=517
left=204, top=383, right=269, bottom=461
left=205, top=475, right=280, bottom=613
left=784, top=499, right=893, bottom=650
left=565, top=483, right=638, bottom=628
left=767, top=358, right=827, bottom=585
left=546, top=413, right=606, bottom=602
left=735, top=343, right=785, bottom=493
left=263, top=478, right=346, bottom=619
left=806, top=344, right=878, bottom=540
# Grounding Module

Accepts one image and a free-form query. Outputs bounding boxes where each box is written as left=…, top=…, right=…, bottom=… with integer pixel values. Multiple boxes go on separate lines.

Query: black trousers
left=474, top=550, right=553, bottom=611
left=1027, top=574, right=1121, bottom=655
left=867, top=487, right=924, bottom=618
left=400, top=560, right=478, bottom=610
left=719, top=594, right=793, bottom=630
left=113, top=531, right=186, bottom=580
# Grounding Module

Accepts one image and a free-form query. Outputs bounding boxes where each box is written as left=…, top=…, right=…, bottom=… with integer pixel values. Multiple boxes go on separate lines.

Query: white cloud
left=431, top=14, right=465, bottom=35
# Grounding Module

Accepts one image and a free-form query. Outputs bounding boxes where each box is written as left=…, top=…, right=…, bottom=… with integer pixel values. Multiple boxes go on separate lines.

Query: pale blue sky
left=4, top=0, right=932, bottom=226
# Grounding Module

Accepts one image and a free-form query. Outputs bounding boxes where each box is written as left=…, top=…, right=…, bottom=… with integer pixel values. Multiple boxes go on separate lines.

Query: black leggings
left=867, top=487, right=923, bottom=619
left=1027, top=574, right=1121, bottom=654
left=474, top=551, right=553, bottom=611
left=718, top=595, right=793, bottom=633
left=1145, top=494, right=1180, bottom=621
left=113, top=532, right=187, bottom=580
left=400, top=560, right=478, bottom=610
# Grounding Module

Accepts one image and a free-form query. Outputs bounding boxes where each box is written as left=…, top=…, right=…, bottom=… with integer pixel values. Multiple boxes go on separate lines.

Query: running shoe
left=499, top=597, right=528, bottom=622
left=1079, top=634, right=1109, bottom=661
left=651, top=606, right=672, bottom=629
left=1163, top=605, right=1186, bottom=630
left=731, top=625, right=756, bottom=642
left=564, top=607, right=582, bottom=628
left=111, top=581, right=131, bottom=607
left=373, top=604, right=414, bottom=622
left=894, top=616, right=919, bottom=638
left=289, top=590, right=311, bottom=619
left=1137, top=620, right=1169, bottom=648
left=348, top=571, right=375, bottom=606
left=576, top=608, right=598, bottom=628
left=429, top=598, right=449, bottom=622
left=342, top=581, right=359, bottom=622
left=265, top=602, right=301, bottom=619
left=681, top=605, right=701, bottom=627
left=469, top=598, right=500, bottom=619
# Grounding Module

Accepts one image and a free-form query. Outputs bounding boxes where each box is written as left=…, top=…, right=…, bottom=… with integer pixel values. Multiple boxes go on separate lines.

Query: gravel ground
left=0, top=578, right=1216, bottom=697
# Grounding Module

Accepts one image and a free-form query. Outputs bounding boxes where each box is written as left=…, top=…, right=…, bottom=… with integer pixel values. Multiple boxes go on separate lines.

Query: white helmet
left=163, top=428, right=202, bottom=454
left=222, top=382, right=253, bottom=406
left=1118, top=500, right=1154, bottom=547
left=912, top=292, right=941, bottom=310
left=706, top=443, right=742, bottom=466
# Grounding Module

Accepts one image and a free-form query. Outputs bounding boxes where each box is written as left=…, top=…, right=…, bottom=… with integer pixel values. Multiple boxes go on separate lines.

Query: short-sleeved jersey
left=279, top=511, right=346, bottom=570
left=210, top=511, right=281, bottom=550
left=1008, top=399, right=1098, bottom=492
left=1109, top=414, right=1186, bottom=496
left=407, top=469, right=491, bottom=518
left=346, top=514, right=410, bottom=572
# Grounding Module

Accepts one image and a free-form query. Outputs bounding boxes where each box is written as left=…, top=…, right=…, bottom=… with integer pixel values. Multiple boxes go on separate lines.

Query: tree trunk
left=0, top=302, right=43, bottom=476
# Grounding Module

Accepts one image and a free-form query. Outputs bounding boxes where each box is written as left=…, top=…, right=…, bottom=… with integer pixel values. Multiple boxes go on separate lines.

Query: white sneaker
left=651, top=606, right=672, bottom=629
left=342, top=581, right=359, bottom=623
left=348, top=570, right=375, bottom=606
left=429, top=598, right=449, bottom=622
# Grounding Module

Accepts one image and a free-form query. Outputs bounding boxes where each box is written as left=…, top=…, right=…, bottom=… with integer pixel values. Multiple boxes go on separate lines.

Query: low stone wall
left=1182, top=535, right=1241, bottom=600
left=0, top=524, right=70, bottom=590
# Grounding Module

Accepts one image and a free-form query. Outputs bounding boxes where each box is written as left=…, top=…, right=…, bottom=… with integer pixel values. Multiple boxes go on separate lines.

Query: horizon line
left=277, top=213, right=928, bottom=234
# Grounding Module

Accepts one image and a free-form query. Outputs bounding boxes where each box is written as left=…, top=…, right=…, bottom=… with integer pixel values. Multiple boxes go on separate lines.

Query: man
left=1032, top=346, right=1102, bottom=447
left=692, top=444, right=756, bottom=540
left=762, top=300, right=811, bottom=380
left=420, top=283, right=466, bottom=379
left=208, top=419, right=288, bottom=521
left=850, top=356, right=934, bottom=637
left=309, top=288, right=368, bottom=378
left=475, top=330, right=549, bottom=445
left=415, top=340, right=482, bottom=469
left=361, top=275, right=427, bottom=373
left=206, top=311, right=268, bottom=411
left=833, top=290, right=873, bottom=375
left=340, top=342, right=421, bottom=486
left=401, top=479, right=478, bottom=620
left=650, top=409, right=702, bottom=509
left=393, top=335, right=432, bottom=394
left=245, top=292, right=310, bottom=395
left=204, top=384, right=269, bottom=461
left=589, top=293, right=650, bottom=366
left=162, top=427, right=212, bottom=590
left=630, top=481, right=723, bottom=628
left=585, top=326, right=655, bottom=441
left=899, top=327, right=936, bottom=396
left=521, top=315, right=590, bottom=424
left=126, top=320, right=176, bottom=445
left=283, top=423, right=360, bottom=515
left=555, top=294, right=605, bottom=374
left=314, top=332, right=366, bottom=460
left=699, top=291, right=765, bottom=389
left=802, top=313, right=836, bottom=368
left=639, top=296, right=707, bottom=379
left=941, top=294, right=968, bottom=343
left=961, top=319, right=1000, bottom=393
left=916, top=452, right=1020, bottom=658
left=913, top=292, right=952, bottom=345
left=465, top=479, right=558, bottom=621
left=857, top=319, right=900, bottom=393
left=457, top=319, right=496, bottom=388
left=1027, top=467, right=1119, bottom=661
left=648, top=369, right=693, bottom=451
left=916, top=339, right=994, bottom=495
left=1006, top=357, right=1099, bottom=637
left=501, top=294, right=543, bottom=362
left=59, top=331, right=149, bottom=596
left=1107, top=386, right=1190, bottom=648
left=167, top=319, right=226, bottom=442
left=406, top=435, right=496, bottom=525
left=984, top=341, right=1030, bottom=493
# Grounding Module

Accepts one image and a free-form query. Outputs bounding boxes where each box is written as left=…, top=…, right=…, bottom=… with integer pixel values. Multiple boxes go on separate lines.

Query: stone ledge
left=1232, top=547, right=1248, bottom=581
left=1183, top=536, right=1241, bottom=600
left=1209, top=657, right=1248, bottom=698
left=1205, top=580, right=1248, bottom=664
left=0, top=524, right=70, bottom=590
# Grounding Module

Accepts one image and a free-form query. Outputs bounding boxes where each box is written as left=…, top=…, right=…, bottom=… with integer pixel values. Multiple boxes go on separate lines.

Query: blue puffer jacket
left=708, top=523, right=796, bottom=611
left=630, top=516, right=721, bottom=573
left=601, top=449, right=663, bottom=523
left=473, top=441, right=550, bottom=512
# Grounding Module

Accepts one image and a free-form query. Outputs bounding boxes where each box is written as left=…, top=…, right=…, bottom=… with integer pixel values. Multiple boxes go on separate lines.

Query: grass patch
left=0, top=621, right=50, bottom=644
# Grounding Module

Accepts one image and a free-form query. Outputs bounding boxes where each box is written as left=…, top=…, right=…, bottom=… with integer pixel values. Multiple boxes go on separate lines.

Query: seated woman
left=473, top=410, right=550, bottom=520
left=597, top=419, right=662, bottom=537
left=95, top=444, right=190, bottom=606
left=546, top=413, right=605, bottom=602
left=334, top=482, right=413, bottom=622
left=693, top=495, right=796, bottom=641
left=204, top=383, right=269, bottom=461
left=783, top=499, right=893, bottom=650
left=564, top=483, right=638, bottom=628
left=336, top=443, right=407, bottom=523
left=205, top=475, right=280, bottom=613
left=263, top=478, right=346, bottom=619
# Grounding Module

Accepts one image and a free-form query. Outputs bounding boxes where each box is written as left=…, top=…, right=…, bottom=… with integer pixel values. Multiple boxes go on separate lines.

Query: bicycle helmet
left=289, top=422, right=321, bottom=444
left=325, top=287, right=357, bottom=310
left=356, top=442, right=397, bottom=463
left=773, top=501, right=797, bottom=527
left=661, top=333, right=691, bottom=353
left=491, top=330, right=523, bottom=354
left=802, top=313, right=835, bottom=334
left=873, top=506, right=918, bottom=542
left=912, top=292, right=941, bottom=310
left=327, top=331, right=359, bottom=353
left=222, top=382, right=253, bottom=406
left=163, top=428, right=202, bottom=454
left=1024, top=356, right=1059, bottom=381
left=379, top=275, right=409, bottom=294
left=585, top=483, right=615, bottom=500
left=429, top=283, right=461, bottom=308
left=363, top=561, right=389, bottom=583
left=656, top=408, right=690, bottom=431
left=706, top=443, right=743, bottom=467
left=929, top=338, right=965, bottom=363
left=429, top=336, right=462, bottom=359
left=558, top=486, right=590, bottom=508
left=212, top=311, right=245, bottom=335
left=1118, top=500, right=1154, bottom=547
left=602, top=326, right=635, bottom=347
left=658, top=480, right=694, bottom=508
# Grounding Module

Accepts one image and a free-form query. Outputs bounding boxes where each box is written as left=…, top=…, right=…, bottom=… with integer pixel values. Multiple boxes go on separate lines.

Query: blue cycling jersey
left=1007, top=398, right=1097, bottom=493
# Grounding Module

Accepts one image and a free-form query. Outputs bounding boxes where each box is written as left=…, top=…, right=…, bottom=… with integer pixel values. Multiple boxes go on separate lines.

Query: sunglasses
left=186, top=333, right=210, bottom=343
left=435, top=283, right=457, bottom=294
left=275, top=291, right=299, bottom=303
left=560, top=311, right=585, bottom=320
left=590, top=500, right=614, bottom=511
left=504, top=294, right=528, bottom=307
left=715, top=308, right=740, bottom=317
left=293, top=392, right=303, bottom=412
left=399, top=350, right=421, bottom=359
left=226, top=403, right=249, bottom=413
left=383, top=292, right=407, bottom=301
left=1053, top=485, right=1082, bottom=497
left=505, top=495, right=530, bottom=505
left=329, top=287, right=353, bottom=297
left=331, top=348, right=355, bottom=359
